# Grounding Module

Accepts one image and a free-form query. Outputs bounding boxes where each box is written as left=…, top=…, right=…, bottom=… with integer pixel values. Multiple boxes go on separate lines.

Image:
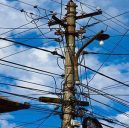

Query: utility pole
left=62, top=1, right=76, bottom=128
left=62, top=1, right=104, bottom=127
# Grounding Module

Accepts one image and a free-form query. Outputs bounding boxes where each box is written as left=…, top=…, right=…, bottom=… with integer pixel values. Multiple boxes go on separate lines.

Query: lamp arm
left=76, top=30, right=104, bottom=59
left=74, top=30, right=104, bottom=83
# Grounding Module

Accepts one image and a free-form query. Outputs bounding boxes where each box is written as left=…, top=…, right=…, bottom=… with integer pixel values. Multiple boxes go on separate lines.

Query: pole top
left=67, top=0, right=77, bottom=7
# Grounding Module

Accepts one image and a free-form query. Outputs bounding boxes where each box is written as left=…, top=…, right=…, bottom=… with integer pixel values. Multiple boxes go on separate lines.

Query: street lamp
left=74, top=30, right=110, bottom=84
left=96, top=33, right=110, bottom=46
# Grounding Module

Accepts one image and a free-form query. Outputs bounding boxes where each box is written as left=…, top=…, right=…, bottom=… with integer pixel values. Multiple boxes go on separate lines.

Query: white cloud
left=101, top=112, right=129, bottom=128
left=0, top=114, right=15, bottom=128
left=116, top=112, right=129, bottom=127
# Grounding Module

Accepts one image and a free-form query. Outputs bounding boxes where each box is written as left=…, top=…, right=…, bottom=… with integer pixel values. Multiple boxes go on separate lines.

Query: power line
left=0, top=3, right=52, bottom=37
left=75, top=0, right=129, bottom=30
left=6, top=22, right=48, bottom=38
left=0, top=29, right=60, bottom=61
left=86, top=34, right=129, bottom=38
left=0, top=61, right=60, bottom=93
left=0, top=25, right=56, bottom=58
left=0, top=19, right=49, bottom=37
left=0, top=61, right=59, bottom=93
left=17, top=0, right=51, bottom=12
left=0, top=27, right=59, bottom=30
left=0, top=59, right=62, bottom=77
left=83, top=51, right=129, bottom=56
left=17, top=0, right=65, bottom=16
left=0, top=37, right=65, bottom=59
left=0, top=40, right=58, bottom=60
left=101, top=81, right=129, bottom=91
left=80, top=83, right=129, bottom=111
left=0, top=90, right=38, bottom=101
left=89, top=93, right=129, bottom=97
left=0, top=74, right=61, bottom=91
left=86, top=109, right=129, bottom=128
left=13, top=106, right=60, bottom=128
left=0, top=2, right=51, bottom=19
left=81, top=93, right=129, bottom=118
left=0, top=22, right=31, bottom=36
left=80, top=64, right=129, bottom=89
left=0, top=82, right=58, bottom=95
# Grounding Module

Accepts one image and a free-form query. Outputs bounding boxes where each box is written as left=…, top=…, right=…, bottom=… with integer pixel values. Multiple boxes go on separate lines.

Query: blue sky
left=0, top=0, right=129, bottom=128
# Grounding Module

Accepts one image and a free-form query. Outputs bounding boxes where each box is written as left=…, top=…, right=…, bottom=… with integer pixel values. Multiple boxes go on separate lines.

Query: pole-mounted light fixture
left=96, top=33, right=110, bottom=46
left=74, top=31, right=110, bottom=84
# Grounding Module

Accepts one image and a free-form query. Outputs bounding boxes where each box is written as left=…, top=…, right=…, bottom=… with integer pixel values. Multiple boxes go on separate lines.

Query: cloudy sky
left=0, top=0, right=129, bottom=128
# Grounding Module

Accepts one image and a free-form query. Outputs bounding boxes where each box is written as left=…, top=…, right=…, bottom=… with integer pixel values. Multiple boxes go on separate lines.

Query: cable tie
left=30, top=12, right=34, bottom=15
left=61, top=74, right=65, bottom=78
left=54, top=38, right=62, bottom=42
left=51, top=51, right=58, bottom=55
left=61, top=56, right=65, bottom=59
left=82, top=51, right=88, bottom=55
left=20, top=9, right=25, bottom=12
left=33, top=5, right=38, bottom=8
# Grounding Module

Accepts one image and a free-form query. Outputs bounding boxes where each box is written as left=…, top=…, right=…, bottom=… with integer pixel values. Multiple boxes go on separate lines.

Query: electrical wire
left=0, top=82, right=58, bottom=95
left=0, top=29, right=61, bottom=60
left=0, top=74, right=61, bottom=91
left=75, top=0, right=129, bottom=31
left=0, top=2, right=51, bottom=20
left=0, top=59, right=62, bottom=77
left=0, top=37, right=65, bottom=59
left=101, top=81, right=129, bottom=91
left=6, top=22, right=48, bottom=38
left=0, top=16, right=50, bottom=37
left=86, top=109, right=129, bottom=128
left=81, top=92, right=129, bottom=118
left=80, top=64, right=129, bottom=89
left=0, top=90, right=38, bottom=101
left=83, top=51, right=129, bottom=56
left=80, top=83, right=129, bottom=113
left=17, top=0, right=65, bottom=17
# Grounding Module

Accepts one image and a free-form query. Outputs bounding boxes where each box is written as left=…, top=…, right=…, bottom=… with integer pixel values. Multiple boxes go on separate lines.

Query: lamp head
left=96, top=33, right=110, bottom=41
left=99, top=40, right=104, bottom=45
left=96, top=33, right=110, bottom=46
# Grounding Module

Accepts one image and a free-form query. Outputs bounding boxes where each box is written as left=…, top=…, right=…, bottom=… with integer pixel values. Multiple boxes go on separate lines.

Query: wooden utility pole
left=62, top=1, right=76, bottom=128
